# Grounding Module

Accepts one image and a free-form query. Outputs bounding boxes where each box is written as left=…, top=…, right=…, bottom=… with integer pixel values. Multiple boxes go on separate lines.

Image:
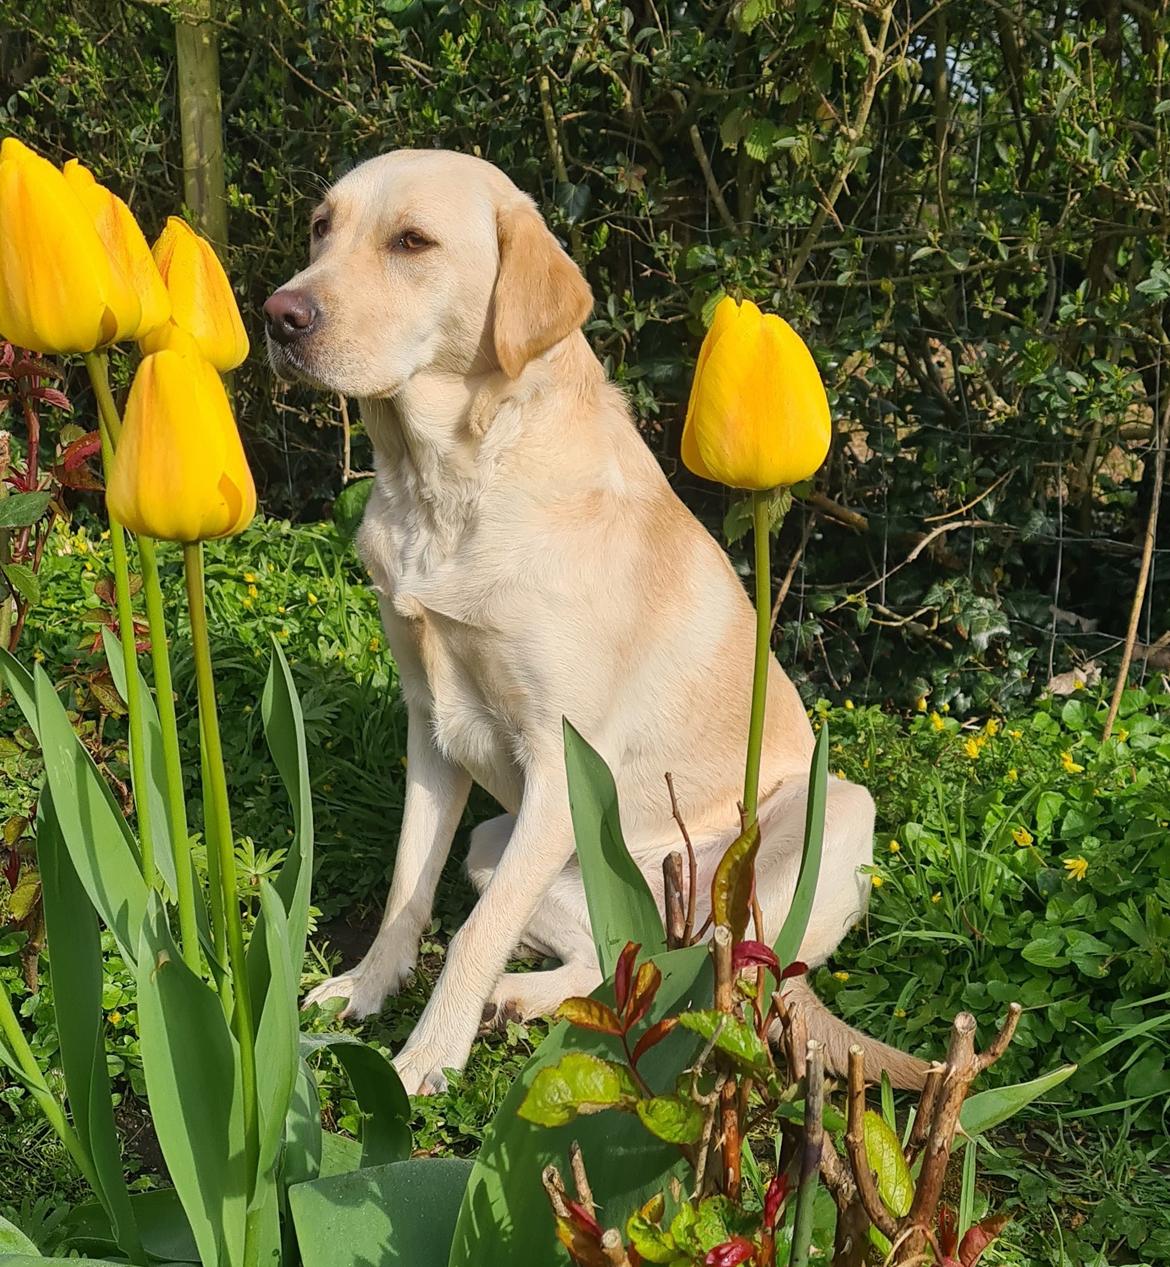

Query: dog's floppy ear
left=493, top=200, right=593, bottom=378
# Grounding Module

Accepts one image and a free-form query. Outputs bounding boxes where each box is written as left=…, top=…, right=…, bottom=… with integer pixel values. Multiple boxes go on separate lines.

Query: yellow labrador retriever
left=265, top=149, right=923, bottom=1096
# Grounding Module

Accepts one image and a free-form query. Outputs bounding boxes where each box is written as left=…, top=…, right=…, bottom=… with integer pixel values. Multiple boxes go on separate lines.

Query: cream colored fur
left=267, top=149, right=924, bottom=1095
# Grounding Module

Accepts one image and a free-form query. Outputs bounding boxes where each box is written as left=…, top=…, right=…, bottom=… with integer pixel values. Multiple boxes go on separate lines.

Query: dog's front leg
left=303, top=702, right=471, bottom=1019
left=392, top=776, right=573, bottom=1094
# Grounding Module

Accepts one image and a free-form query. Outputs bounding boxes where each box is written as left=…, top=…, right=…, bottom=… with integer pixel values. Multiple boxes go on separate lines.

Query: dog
left=265, top=149, right=924, bottom=1096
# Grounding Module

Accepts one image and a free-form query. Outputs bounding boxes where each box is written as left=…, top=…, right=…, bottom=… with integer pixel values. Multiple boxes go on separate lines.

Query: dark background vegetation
left=2, top=0, right=1167, bottom=713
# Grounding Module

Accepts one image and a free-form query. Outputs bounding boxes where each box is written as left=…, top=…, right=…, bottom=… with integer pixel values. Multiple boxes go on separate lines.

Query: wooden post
left=174, top=0, right=228, bottom=251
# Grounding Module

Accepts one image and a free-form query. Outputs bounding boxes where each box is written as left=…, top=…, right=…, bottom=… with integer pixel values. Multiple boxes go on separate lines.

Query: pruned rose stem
left=712, top=924, right=742, bottom=1199
left=844, top=1045, right=897, bottom=1239
left=85, top=350, right=157, bottom=886
left=788, top=1039, right=824, bottom=1267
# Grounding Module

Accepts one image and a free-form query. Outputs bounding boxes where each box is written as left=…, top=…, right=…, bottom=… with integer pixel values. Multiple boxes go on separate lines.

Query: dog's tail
left=778, top=977, right=929, bottom=1090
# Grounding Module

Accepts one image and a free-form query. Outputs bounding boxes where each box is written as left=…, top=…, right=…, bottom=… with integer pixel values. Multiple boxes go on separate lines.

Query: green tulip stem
left=742, top=490, right=773, bottom=827
left=85, top=351, right=157, bottom=888
left=0, top=981, right=102, bottom=1195
left=182, top=541, right=258, bottom=1186
left=138, top=536, right=201, bottom=973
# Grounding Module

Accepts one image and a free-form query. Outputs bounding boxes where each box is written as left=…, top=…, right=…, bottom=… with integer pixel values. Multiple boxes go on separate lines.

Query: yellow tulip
left=144, top=217, right=249, bottom=371
left=681, top=296, right=831, bottom=490
left=62, top=159, right=170, bottom=341
left=107, top=348, right=256, bottom=542
left=0, top=138, right=119, bottom=354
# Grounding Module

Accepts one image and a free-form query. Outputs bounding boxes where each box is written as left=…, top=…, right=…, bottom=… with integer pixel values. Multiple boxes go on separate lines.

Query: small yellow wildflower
left=930, top=711, right=945, bottom=732
left=1008, top=729, right=1023, bottom=740
left=836, top=769, right=847, bottom=780
left=247, top=583, right=258, bottom=598
left=844, top=699, right=854, bottom=711
left=888, top=839, right=901, bottom=854
left=243, top=571, right=257, bottom=583
left=916, top=696, right=927, bottom=713
left=894, top=1007, right=907, bottom=1019
left=832, top=971, right=850, bottom=982
left=277, top=604, right=286, bottom=614
left=1116, top=727, right=1129, bottom=743
left=278, top=627, right=289, bottom=641
left=1006, top=768, right=1018, bottom=782
left=368, top=637, right=382, bottom=653
left=931, top=892, right=942, bottom=904
left=1064, top=855, right=1089, bottom=882
left=307, top=592, right=318, bottom=606
left=941, top=702, right=950, bottom=713
left=984, top=718, right=1000, bottom=737
left=1073, top=679, right=1085, bottom=690
left=964, top=737, right=982, bottom=760
left=108, top=1010, right=122, bottom=1025
left=1061, top=751, right=1085, bottom=774
left=1012, top=826, right=1034, bottom=847
left=241, top=596, right=253, bottom=609
left=871, top=874, right=884, bottom=888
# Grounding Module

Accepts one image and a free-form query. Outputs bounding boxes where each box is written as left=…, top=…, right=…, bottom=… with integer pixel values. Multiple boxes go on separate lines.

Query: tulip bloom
left=681, top=296, right=831, bottom=491
left=0, top=138, right=121, bottom=354
left=63, top=159, right=170, bottom=342
left=107, top=348, right=256, bottom=542
left=144, top=217, right=249, bottom=371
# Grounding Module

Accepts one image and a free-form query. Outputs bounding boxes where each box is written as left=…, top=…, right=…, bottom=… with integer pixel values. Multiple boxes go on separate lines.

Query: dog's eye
left=393, top=230, right=433, bottom=253
left=311, top=217, right=330, bottom=241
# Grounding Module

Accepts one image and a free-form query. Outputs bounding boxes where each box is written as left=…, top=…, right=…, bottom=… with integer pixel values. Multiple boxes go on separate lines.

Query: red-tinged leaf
left=28, top=386, right=71, bottom=411
left=4, top=854, right=20, bottom=890
left=711, top=820, right=760, bottom=939
left=565, top=1199, right=603, bottom=1239
left=780, top=960, right=808, bottom=980
left=555, top=1216, right=608, bottom=1267
left=764, top=1173, right=790, bottom=1229
left=705, top=1236, right=754, bottom=1267
left=54, top=461, right=104, bottom=492
left=624, top=961, right=662, bottom=1030
left=10, top=357, right=62, bottom=380
left=959, top=1214, right=1010, bottom=1267
left=0, top=343, right=14, bottom=368
left=614, top=940, right=640, bottom=1014
left=630, top=1015, right=678, bottom=1066
left=555, top=996, right=624, bottom=1036
left=937, top=1206, right=958, bottom=1257
left=732, top=940, right=780, bottom=973
left=61, top=431, right=101, bottom=470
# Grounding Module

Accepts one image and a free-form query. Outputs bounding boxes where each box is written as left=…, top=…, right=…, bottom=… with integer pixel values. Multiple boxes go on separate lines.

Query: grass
left=3, top=515, right=1170, bottom=1264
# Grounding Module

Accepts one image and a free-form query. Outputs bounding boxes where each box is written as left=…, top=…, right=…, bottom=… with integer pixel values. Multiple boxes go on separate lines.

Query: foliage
left=3, top=0, right=1167, bottom=704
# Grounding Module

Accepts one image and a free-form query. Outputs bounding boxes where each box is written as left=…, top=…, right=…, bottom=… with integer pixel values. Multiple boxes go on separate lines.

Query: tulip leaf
left=36, top=793, right=142, bottom=1262
left=136, top=894, right=248, bottom=1267
left=26, top=664, right=146, bottom=966
left=253, top=880, right=300, bottom=1182
left=773, top=721, right=830, bottom=968
left=289, top=1157, right=473, bottom=1267
left=959, top=1063, right=1077, bottom=1137
left=281, top=1059, right=324, bottom=1189
left=0, top=490, right=51, bottom=529
left=1, top=561, right=40, bottom=606
left=0, top=1213, right=39, bottom=1256
left=298, top=1033, right=412, bottom=1168
left=563, top=719, right=666, bottom=978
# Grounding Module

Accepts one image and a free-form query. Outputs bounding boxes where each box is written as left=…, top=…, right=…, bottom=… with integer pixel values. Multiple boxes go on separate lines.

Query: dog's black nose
left=264, top=289, right=318, bottom=344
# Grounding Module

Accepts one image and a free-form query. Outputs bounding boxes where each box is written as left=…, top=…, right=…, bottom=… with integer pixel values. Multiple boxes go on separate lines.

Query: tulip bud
left=681, top=296, right=832, bottom=491
left=107, top=348, right=256, bottom=542
left=0, top=138, right=118, bottom=354
left=144, top=217, right=249, bottom=371
left=62, top=160, right=170, bottom=342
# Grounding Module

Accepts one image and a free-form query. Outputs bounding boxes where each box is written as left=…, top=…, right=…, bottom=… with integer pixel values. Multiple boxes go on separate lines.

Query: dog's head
left=264, top=150, right=592, bottom=398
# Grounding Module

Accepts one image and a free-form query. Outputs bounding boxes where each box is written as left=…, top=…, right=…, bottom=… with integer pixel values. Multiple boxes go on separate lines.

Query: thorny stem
left=788, top=1039, right=824, bottom=1267
left=85, top=351, right=156, bottom=887
left=712, top=925, right=741, bottom=1199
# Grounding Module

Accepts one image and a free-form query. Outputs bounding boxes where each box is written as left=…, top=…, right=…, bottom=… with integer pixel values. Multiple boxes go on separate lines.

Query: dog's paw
left=301, top=969, right=389, bottom=1021
left=392, top=1042, right=463, bottom=1096
left=478, top=998, right=523, bottom=1035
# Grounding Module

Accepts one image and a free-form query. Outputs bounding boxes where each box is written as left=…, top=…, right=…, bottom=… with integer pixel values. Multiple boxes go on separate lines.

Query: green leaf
left=0, top=1213, right=40, bottom=1255
left=1, top=562, right=39, bottom=607
left=676, top=1010, right=772, bottom=1077
left=136, top=895, right=247, bottom=1267
left=711, top=821, right=759, bottom=940
left=36, top=794, right=141, bottom=1262
left=626, top=1212, right=677, bottom=1264
left=518, top=1052, right=638, bottom=1127
left=299, top=1033, right=411, bottom=1167
left=959, top=1064, right=1077, bottom=1137
left=863, top=1109, right=913, bottom=1216
left=290, top=1157, right=472, bottom=1267
left=0, top=491, right=51, bottom=529
left=29, top=665, right=147, bottom=966
left=556, top=996, right=624, bottom=1035
left=331, top=478, right=374, bottom=541
left=253, top=881, right=300, bottom=1181
left=450, top=945, right=709, bottom=1267
left=635, top=1096, right=703, bottom=1145
left=774, top=721, right=829, bottom=966
left=59, top=1188, right=199, bottom=1263
left=563, top=719, right=665, bottom=977
left=282, top=1059, right=325, bottom=1189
